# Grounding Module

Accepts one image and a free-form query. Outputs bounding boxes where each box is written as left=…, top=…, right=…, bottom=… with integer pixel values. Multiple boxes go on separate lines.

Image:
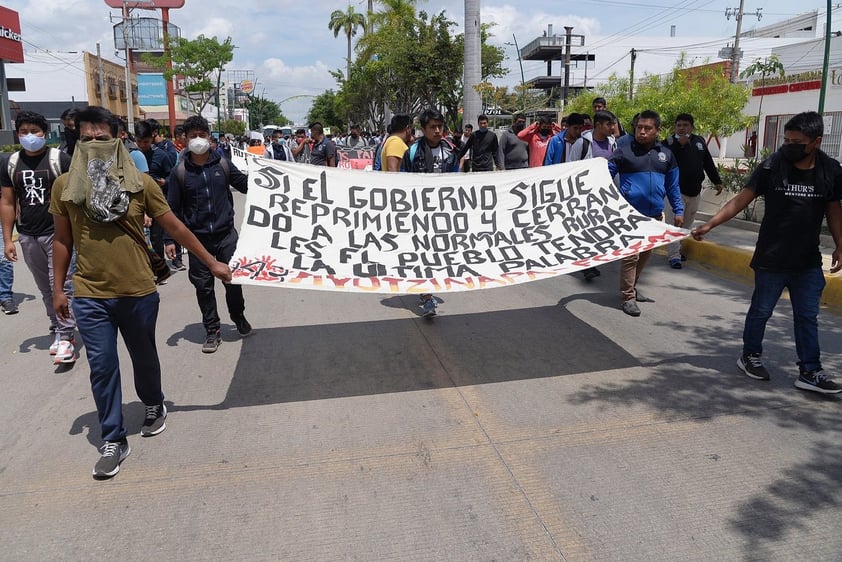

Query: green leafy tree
left=347, top=4, right=505, bottom=130
left=566, top=56, right=751, bottom=139
left=217, top=118, right=246, bottom=137
left=306, top=89, right=344, bottom=131
left=739, top=55, right=786, bottom=129
left=329, top=5, right=367, bottom=81
left=142, top=35, right=234, bottom=116
left=243, top=95, right=289, bottom=130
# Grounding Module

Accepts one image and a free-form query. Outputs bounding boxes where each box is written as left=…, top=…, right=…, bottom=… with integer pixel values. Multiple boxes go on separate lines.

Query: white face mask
left=188, top=137, right=210, bottom=155
left=20, top=133, right=47, bottom=152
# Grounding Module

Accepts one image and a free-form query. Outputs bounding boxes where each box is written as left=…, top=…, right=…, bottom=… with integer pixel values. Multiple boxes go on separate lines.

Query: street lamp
left=505, top=34, right=525, bottom=110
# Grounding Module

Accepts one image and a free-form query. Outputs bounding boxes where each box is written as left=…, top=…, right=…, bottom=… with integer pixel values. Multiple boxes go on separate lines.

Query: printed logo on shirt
left=777, top=183, right=822, bottom=198
left=658, top=152, right=667, bottom=162
left=696, top=142, right=704, bottom=150
left=18, top=169, right=48, bottom=206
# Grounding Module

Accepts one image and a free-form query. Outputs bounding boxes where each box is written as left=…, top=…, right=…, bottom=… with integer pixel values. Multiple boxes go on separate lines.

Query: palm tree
left=329, top=5, right=367, bottom=81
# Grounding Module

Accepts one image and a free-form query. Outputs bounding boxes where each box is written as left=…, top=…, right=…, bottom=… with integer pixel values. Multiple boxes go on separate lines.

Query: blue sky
left=3, top=0, right=831, bottom=123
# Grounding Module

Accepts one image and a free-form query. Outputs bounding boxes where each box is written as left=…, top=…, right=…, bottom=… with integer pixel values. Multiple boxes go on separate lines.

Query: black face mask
left=540, top=128, right=551, bottom=136
left=513, top=122, right=525, bottom=133
left=780, top=143, right=808, bottom=163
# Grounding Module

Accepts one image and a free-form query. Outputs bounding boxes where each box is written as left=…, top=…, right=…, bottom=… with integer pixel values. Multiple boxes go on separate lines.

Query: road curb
left=681, top=238, right=842, bottom=308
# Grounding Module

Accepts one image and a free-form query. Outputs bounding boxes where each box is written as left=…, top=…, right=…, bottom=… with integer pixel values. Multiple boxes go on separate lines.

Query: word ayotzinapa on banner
left=230, top=158, right=688, bottom=293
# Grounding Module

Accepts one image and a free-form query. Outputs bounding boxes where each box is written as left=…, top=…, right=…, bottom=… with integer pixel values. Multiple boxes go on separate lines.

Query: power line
left=587, top=0, right=715, bottom=51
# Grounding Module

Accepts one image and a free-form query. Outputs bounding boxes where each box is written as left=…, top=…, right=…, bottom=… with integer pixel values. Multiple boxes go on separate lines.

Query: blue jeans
left=73, top=293, right=164, bottom=442
left=0, top=227, right=13, bottom=302
left=743, top=267, right=826, bottom=372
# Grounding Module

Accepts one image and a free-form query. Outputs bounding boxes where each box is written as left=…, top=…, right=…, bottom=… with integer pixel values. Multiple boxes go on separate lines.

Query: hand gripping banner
left=230, top=156, right=688, bottom=293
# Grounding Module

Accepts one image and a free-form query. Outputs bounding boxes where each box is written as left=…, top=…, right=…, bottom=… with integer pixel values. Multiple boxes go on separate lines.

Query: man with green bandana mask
left=49, top=106, right=233, bottom=480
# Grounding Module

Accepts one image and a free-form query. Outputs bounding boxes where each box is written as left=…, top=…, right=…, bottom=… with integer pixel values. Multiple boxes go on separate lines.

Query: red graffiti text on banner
left=232, top=255, right=289, bottom=283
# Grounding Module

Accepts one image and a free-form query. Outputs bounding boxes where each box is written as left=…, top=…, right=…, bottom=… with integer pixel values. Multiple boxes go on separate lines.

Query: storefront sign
left=0, top=7, right=24, bottom=64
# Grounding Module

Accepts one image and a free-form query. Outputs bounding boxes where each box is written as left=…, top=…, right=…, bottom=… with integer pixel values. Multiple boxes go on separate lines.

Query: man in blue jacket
left=544, top=113, right=585, bottom=165
left=608, top=109, right=683, bottom=317
left=165, top=115, right=251, bottom=352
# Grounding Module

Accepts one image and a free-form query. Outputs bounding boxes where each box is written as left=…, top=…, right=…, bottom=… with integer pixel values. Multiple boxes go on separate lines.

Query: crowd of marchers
left=0, top=98, right=840, bottom=482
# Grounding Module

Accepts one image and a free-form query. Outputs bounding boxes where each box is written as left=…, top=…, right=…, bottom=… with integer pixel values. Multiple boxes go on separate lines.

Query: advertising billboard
left=138, top=73, right=167, bottom=105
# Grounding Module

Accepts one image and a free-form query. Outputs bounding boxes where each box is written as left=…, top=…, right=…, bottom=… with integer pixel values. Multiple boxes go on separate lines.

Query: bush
left=717, top=148, right=771, bottom=221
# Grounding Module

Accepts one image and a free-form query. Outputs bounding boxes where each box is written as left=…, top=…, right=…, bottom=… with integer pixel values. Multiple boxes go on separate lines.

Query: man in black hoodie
left=663, top=113, right=723, bottom=268
left=165, top=115, right=251, bottom=353
left=459, top=115, right=502, bottom=172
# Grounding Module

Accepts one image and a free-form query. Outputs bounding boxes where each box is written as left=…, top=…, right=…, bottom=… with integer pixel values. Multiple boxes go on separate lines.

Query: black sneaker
left=1, top=299, right=18, bottom=314
left=583, top=267, right=600, bottom=281
left=141, top=403, right=167, bottom=436
left=202, top=330, right=221, bottom=353
left=170, top=258, right=186, bottom=271
left=92, top=439, right=130, bottom=479
left=737, top=352, right=770, bottom=381
left=233, top=316, right=253, bottom=337
left=794, top=368, right=842, bottom=394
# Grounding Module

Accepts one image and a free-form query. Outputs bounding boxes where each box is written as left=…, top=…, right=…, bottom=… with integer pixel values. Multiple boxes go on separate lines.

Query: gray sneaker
left=202, top=330, right=221, bottom=353
left=1, top=299, right=18, bottom=314
left=621, top=300, right=641, bottom=317
left=93, top=439, right=130, bottom=479
left=141, top=403, right=167, bottom=436
left=737, top=352, right=770, bottom=381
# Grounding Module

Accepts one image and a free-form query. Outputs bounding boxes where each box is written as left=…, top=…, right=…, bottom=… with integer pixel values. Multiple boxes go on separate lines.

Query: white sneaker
left=49, top=333, right=61, bottom=355
left=54, top=338, right=77, bottom=364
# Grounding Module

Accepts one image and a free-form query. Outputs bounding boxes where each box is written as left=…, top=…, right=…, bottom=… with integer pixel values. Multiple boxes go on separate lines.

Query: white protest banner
left=230, top=157, right=688, bottom=293
left=230, top=145, right=251, bottom=171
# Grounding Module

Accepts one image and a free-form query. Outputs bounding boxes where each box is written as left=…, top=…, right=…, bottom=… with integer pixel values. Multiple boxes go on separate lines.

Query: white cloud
left=192, top=17, right=234, bottom=40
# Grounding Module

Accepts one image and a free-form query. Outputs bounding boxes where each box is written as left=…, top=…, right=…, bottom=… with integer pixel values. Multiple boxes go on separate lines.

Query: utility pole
left=505, top=34, right=526, bottom=110
left=96, top=43, right=107, bottom=107
left=121, top=1, right=136, bottom=133
left=726, top=1, right=762, bottom=83
left=819, top=0, right=833, bottom=114
left=629, top=48, right=637, bottom=99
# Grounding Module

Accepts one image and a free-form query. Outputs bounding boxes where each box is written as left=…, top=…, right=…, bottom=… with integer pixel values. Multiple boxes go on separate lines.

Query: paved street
left=1, top=223, right=841, bottom=561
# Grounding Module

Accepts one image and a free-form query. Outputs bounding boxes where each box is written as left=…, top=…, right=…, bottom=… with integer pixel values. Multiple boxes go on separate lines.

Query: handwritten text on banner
left=230, top=157, right=687, bottom=293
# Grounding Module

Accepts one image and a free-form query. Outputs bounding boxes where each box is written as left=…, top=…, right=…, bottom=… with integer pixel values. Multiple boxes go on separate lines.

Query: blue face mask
left=20, top=133, right=47, bottom=152
left=478, top=126, right=488, bottom=132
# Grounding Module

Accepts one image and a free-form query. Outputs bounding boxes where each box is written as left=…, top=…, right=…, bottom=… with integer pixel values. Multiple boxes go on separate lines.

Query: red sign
left=0, top=7, right=23, bottom=63
left=104, top=1, right=185, bottom=8
left=752, top=81, right=822, bottom=97
left=788, top=80, right=821, bottom=93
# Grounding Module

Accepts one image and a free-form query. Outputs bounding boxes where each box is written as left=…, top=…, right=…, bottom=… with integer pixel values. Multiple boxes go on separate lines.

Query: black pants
left=188, top=229, right=245, bottom=332
left=149, top=220, right=165, bottom=260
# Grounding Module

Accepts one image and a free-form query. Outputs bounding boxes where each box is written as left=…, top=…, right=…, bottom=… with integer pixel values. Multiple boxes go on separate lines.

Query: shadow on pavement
left=565, top=305, right=842, bottom=558
left=728, top=440, right=842, bottom=561
left=169, top=295, right=641, bottom=409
